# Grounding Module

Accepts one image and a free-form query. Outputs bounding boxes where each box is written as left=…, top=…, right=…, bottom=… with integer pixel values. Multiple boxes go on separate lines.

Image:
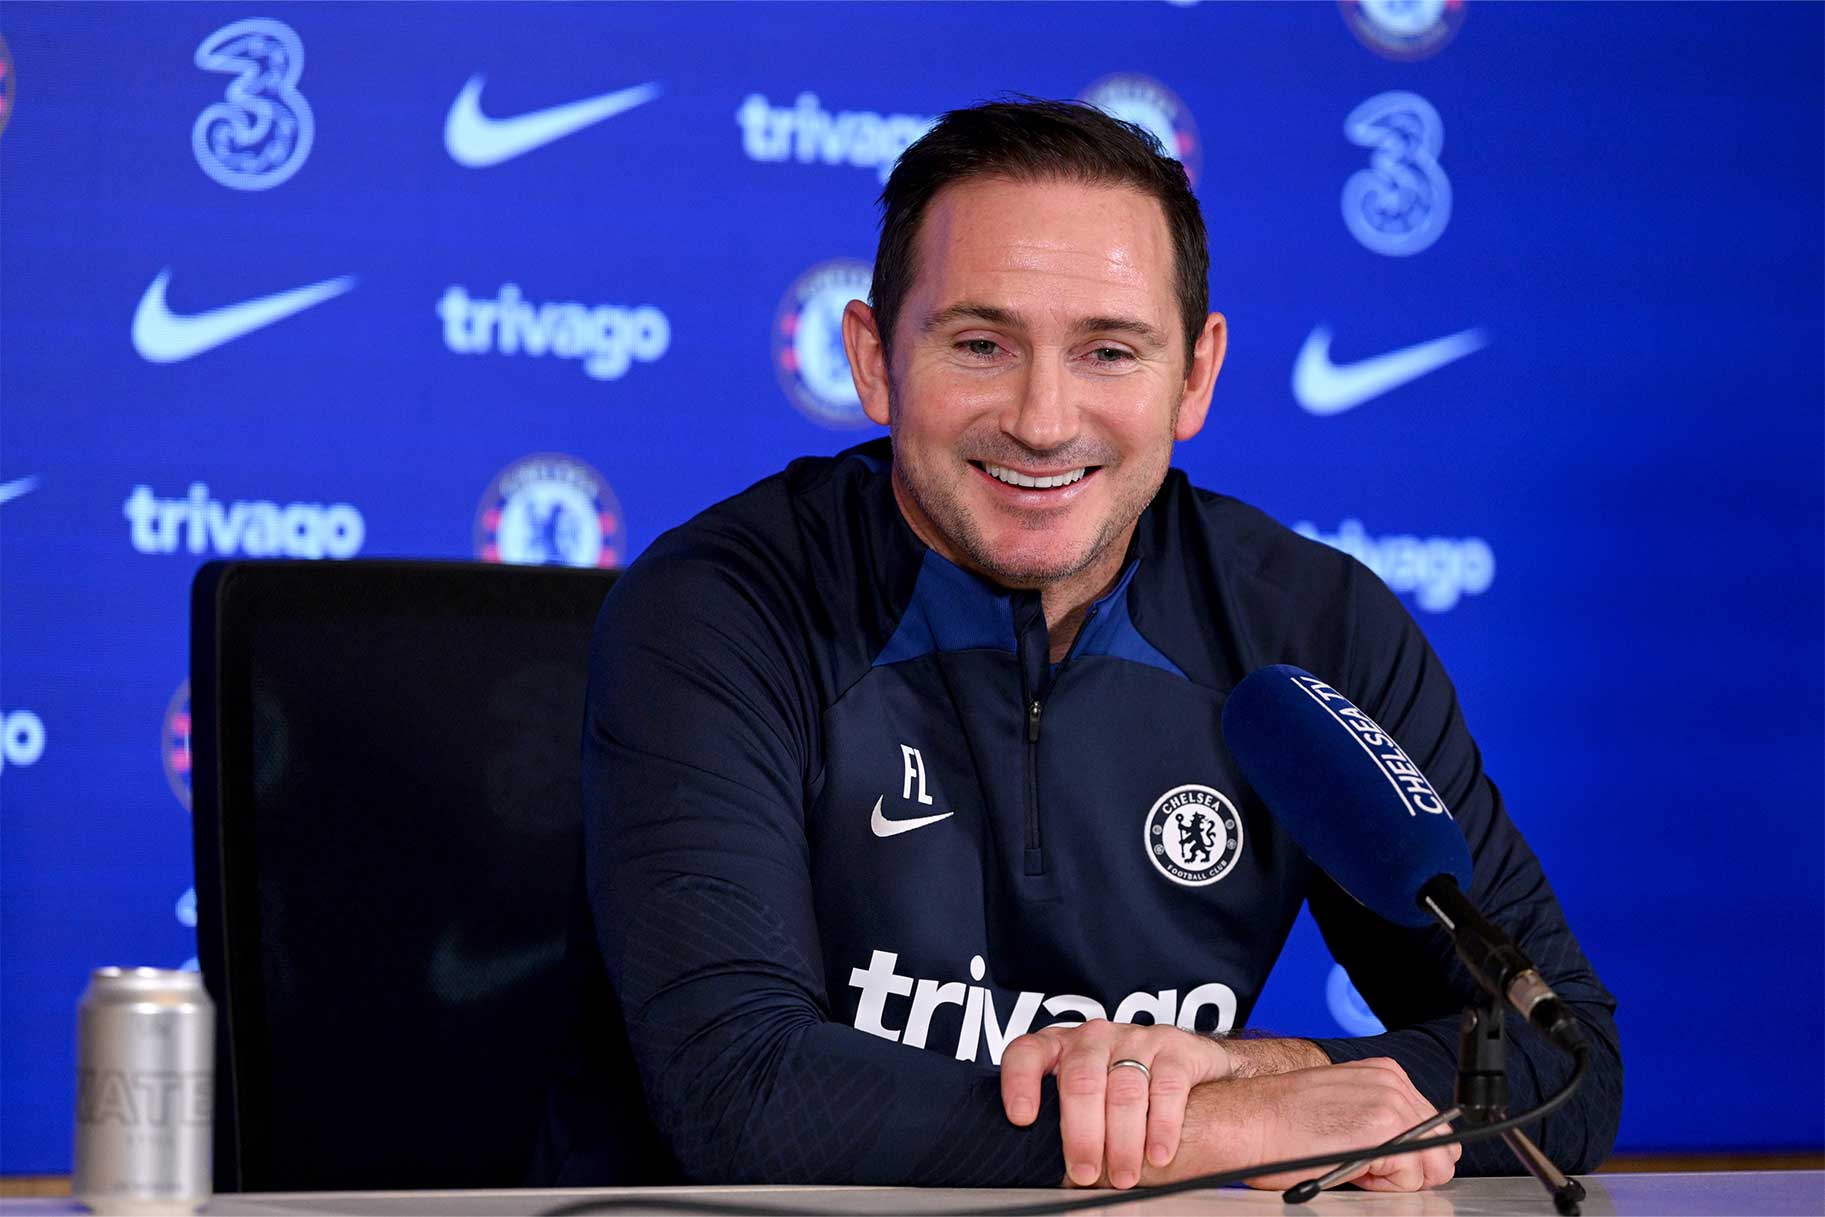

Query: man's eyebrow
left=1075, top=315, right=1169, bottom=347
left=922, top=303, right=1023, bottom=332
left=923, top=303, right=1169, bottom=347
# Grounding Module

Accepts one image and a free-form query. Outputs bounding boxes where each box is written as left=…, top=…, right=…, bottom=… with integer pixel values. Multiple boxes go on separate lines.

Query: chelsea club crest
left=1144, top=784, right=1244, bottom=887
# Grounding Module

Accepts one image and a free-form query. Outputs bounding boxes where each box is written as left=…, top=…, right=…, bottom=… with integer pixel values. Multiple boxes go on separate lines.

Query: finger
left=1055, top=1023, right=1116, bottom=1187
left=1389, top=1110, right=1455, bottom=1191
left=1362, top=1148, right=1427, bottom=1193
left=999, top=1030, right=1064, bottom=1126
left=1143, top=1048, right=1197, bottom=1170
left=1440, top=1119, right=1462, bottom=1164
left=1365, top=1143, right=1451, bottom=1193
left=1367, top=1131, right=1455, bottom=1191
left=1383, top=1070, right=1460, bottom=1173
left=1103, top=1055, right=1153, bottom=1189
left=1374, top=1065, right=1459, bottom=1174
left=1413, top=1117, right=1461, bottom=1171
left=1420, top=1142, right=1459, bottom=1190
left=1412, top=1107, right=1459, bottom=1191
left=1361, top=1068, right=1432, bottom=1192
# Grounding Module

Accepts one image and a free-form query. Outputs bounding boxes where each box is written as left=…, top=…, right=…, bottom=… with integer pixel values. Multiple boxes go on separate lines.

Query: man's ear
left=1174, top=311, right=1228, bottom=442
left=843, top=299, right=893, bottom=427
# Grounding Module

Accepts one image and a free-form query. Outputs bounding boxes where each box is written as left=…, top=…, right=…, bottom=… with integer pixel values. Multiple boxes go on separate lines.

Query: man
left=537, top=100, right=1620, bottom=1191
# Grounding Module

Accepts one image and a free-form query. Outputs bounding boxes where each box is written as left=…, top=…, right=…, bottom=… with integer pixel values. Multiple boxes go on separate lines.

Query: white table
left=4, top=1171, right=1822, bottom=1216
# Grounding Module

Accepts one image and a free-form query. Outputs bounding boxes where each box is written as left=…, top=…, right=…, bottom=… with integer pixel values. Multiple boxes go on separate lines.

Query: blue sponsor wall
left=2, top=0, right=1821, bottom=1171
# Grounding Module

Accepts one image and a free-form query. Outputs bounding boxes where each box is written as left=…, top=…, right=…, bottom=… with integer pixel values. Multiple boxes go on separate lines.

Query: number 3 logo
left=191, top=18, right=314, bottom=191
left=1340, top=91, right=1451, bottom=257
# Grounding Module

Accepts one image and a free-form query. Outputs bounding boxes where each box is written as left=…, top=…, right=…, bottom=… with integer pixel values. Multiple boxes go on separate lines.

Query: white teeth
left=983, top=464, right=1087, bottom=490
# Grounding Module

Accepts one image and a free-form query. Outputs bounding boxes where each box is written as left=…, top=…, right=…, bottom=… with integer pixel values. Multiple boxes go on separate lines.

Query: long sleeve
left=582, top=544, right=1066, bottom=1185
left=1302, top=566, right=1623, bottom=1175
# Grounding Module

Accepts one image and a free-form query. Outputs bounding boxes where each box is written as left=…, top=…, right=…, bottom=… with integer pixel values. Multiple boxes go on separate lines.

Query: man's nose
left=1002, top=351, right=1079, bottom=452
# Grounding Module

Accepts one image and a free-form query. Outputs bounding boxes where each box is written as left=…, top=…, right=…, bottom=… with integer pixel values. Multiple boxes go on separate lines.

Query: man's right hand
left=1142, top=1057, right=1461, bottom=1193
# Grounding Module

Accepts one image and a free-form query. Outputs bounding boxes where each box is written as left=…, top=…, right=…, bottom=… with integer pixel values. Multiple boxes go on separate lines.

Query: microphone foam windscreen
left=1221, top=665, right=1473, bottom=928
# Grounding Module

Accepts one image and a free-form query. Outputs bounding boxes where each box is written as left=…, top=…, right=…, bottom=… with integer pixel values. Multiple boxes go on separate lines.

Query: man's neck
left=1036, top=544, right=1129, bottom=664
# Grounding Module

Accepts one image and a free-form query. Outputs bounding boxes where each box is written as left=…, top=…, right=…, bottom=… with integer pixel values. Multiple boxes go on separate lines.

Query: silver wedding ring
left=1108, top=1058, right=1152, bottom=1082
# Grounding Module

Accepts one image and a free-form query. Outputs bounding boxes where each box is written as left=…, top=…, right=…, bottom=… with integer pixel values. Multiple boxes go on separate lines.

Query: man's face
left=846, top=176, right=1223, bottom=595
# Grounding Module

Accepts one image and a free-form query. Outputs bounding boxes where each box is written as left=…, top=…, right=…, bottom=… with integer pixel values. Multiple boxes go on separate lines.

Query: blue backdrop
left=2, top=0, right=1821, bottom=1172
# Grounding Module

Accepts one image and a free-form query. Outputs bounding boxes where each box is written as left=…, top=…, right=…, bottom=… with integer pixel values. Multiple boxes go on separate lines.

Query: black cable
left=541, top=1045, right=1589, bottom=1217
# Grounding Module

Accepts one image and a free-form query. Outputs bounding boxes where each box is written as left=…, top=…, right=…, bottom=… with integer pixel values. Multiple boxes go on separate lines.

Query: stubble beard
left=887, top=408, right=1175, bottom=592
left=894, top=453, right=1126, bottom=590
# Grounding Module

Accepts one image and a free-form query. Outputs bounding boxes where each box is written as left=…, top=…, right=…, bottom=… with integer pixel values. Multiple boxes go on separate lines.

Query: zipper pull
left=1027, top=699, right=1043, bottom=742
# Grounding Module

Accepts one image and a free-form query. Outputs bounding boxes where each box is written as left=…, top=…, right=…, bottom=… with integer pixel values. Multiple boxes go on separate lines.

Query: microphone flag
left=1220, top=664, right=1473, bottom=928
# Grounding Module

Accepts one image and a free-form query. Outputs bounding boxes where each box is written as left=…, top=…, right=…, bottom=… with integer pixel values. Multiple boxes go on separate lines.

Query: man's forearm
left=1216, top=1034, right=1329, bottom=1078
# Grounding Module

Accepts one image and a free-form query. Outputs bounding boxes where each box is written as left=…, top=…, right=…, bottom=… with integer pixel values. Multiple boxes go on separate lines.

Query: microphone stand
left=1283, top=991, right=1587, bottom=1215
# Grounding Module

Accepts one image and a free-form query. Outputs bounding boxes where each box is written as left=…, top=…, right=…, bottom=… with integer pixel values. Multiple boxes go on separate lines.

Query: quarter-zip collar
left=855, top=439, right=1178, bottom=681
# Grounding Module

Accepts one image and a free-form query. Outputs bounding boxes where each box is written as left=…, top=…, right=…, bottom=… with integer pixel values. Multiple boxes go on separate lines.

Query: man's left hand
left=999, top=1019, right=1237, bottom=1189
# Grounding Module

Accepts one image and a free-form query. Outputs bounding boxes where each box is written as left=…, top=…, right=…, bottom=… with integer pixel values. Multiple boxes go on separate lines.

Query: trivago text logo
left=736, top=93, right=934, bottom=182
left=125, top=484, right=365, bottom=558
left=849, top=949, right=1238, bottom=1067
left=438, top=284, right=670, bottom=382
left=1294, top=518, right=1493, bottom=612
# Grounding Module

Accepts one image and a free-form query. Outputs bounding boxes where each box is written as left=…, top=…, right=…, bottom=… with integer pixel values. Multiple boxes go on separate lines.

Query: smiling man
left=846, top=171, right=1215, bottom=664
left=537, top=100, right=1620, bottom=1192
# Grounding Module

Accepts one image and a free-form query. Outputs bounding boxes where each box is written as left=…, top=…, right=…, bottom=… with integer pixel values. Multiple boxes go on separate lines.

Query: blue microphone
left=1222, top=665, right=1584, bottom=1055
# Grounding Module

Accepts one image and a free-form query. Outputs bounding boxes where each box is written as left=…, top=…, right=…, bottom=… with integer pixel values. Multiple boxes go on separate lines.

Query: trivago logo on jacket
left=848, top=949, right=1237, bottom=1066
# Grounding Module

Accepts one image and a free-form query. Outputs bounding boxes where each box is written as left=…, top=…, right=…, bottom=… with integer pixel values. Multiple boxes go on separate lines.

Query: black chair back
left=190, top=559, right=621, bottom=1191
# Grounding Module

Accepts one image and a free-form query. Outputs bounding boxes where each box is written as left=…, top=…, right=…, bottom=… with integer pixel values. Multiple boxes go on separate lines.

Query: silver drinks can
left=72, top=967, right=213, bottom=1215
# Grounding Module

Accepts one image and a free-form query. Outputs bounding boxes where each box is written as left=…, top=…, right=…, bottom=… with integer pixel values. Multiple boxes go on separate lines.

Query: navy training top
left=532, top=437, right=1622, bottom=1186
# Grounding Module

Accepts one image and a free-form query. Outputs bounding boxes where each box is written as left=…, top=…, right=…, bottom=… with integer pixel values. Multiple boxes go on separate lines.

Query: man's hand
left=1141, top=1057, right=1462, bottom=1193
left=1000, top=1020, right=1459, bottom=1194
left=1000, top=1020, right=1245, bottom=1189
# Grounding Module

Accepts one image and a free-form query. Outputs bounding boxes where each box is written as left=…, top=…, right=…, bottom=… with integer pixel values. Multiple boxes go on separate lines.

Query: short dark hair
left=870, top=98, right=1210, bottom=372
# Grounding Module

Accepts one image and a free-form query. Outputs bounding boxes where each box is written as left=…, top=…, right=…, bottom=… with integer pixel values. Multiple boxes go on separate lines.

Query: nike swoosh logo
left=1293, top=325, right=1488, bottom=416
left=444, top=75, right=661, bottom=168
left=0, top=476, right=42, bottom=507
left=427, top=929, right=566, bottom=1007
left=869, top=795, right=954, bottom=838
left=132, top=269, right=357, bottom=364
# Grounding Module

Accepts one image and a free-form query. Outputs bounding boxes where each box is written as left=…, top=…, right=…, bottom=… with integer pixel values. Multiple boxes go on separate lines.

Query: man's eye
left=959, top=339, right=1000, bottom=358
left=1090, top=347, right=1134, bottom=363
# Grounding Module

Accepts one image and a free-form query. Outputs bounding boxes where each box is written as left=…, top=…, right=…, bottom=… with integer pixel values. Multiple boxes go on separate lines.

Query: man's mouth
left=971, top=461, right=1096, bottom=490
